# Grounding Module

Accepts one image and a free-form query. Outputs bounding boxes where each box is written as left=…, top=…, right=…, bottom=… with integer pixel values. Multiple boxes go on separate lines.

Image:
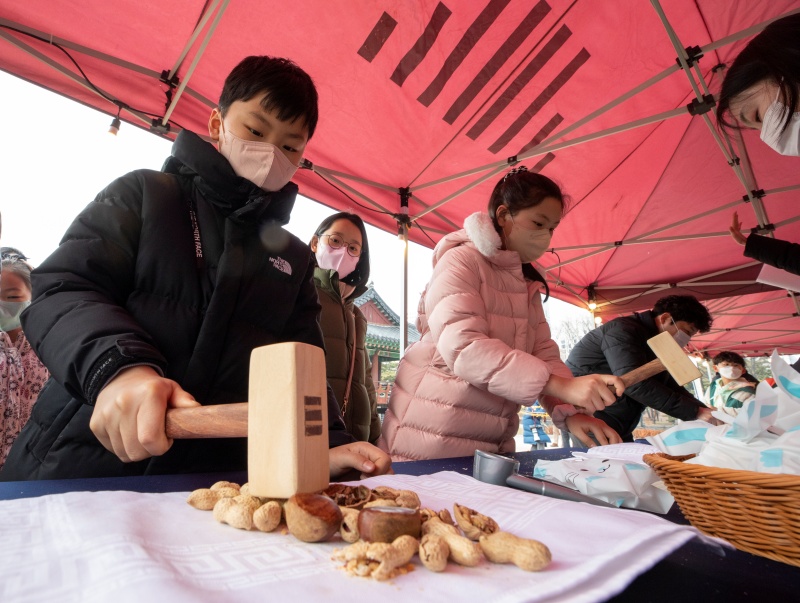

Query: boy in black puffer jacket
left=1, top=56, right=391, bottom=481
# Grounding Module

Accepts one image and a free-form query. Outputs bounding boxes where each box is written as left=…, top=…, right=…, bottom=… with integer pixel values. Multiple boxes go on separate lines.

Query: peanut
left=253, top=501, right=282, bottom=532
left=187, top=488, right=221, bottom=511
left=479, top=531, right=551, bottom=572
left=419, top=533, right=449, bottom=572
left=453, top=503, right=499, bottom=541
left=422, top=516, right=482, bottom=567
left=332, top=535, right=418, bottom=581
left=210, top=481, right=240, bottom=492
left=212, top=498, right=253, bottom=530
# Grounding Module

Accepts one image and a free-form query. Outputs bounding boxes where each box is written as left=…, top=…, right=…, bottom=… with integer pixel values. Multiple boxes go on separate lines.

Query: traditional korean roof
left=355, top=284, right=420, bottom=358
left=355, top=285, right=399, bottom=324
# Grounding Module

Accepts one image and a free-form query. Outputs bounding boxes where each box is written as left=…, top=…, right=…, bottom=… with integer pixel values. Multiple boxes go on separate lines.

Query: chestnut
left=357, top=506, right=422, bottom=543
left=284, top=493, right=343, bottom=542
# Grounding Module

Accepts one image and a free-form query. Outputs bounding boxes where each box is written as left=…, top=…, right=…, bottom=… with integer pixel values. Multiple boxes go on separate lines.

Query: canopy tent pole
left=710, top=293, right=792, bottom=314
left=412, top=64, right=681, bottom=192
left=0, top=17, right=219, bottom=113
left=649, top=0, right=777, bottom=207
left=164, top=0, right=225, bottom=83
left=729, top=129, right=773, bottom=228
left=0, top=17, right=160, bottom=79
left=544, top=246, right=615, bottom=271
left=0, top=28, right=154, bottom=129
left=714, top=312, right=796, bottom=317
left=790, top=291, right=800, bottom=315
left=310, top=166, right=457, bottom=231
left=402, top=192, right=460, bottom=231
left=310, top=166, right=399, bottom=192
left=647, top=4, right=800, bottom=285
left=308, top=167, right=394, bottom=214
left=412, top=105, right=687, bottom=222
left=161, top=0, right=230, bottom=126
left=700, top=7, right=800, bottom=54
left=585, top=261, right=764, bottom=308
left=547, top=183, right=800, bottom=256
left=706, top=315, right=800, bottom=333
left=401, top=228, right=409, bottom=357
left=412, top=164, right=508, bottom=221
left=702, top=331, right=800, bottom=348
left=414, top=9, right=799, bottom=227
left=398, top=188, right=412, bottom=357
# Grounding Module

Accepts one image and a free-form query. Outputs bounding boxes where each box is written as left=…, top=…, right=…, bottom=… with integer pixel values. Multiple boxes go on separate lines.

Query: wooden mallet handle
left=609, top=332, right=701, bottom=393
left=618, top=359, right=666, bottom=389
left=165, top=403, right=248, bottom=439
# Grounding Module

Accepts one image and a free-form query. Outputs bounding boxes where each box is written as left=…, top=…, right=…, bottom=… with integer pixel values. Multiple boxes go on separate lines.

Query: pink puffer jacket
left=379, top=212, right=572, bottom=461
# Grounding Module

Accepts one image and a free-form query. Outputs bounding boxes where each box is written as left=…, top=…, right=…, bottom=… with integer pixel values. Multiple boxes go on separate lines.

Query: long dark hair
left=488, top=168, right=567, bottom=298
left=716, top=13, right=800, bottom=134
left=487, top=168, right=568, bottom=235
left=312, top=212, right=370, bottom=288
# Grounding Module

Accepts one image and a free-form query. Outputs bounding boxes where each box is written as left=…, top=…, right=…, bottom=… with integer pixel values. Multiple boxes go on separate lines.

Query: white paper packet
left=533, top=446, right=674, bottom=513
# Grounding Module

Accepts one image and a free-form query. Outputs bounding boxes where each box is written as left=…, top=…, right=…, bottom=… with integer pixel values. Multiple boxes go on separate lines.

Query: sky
left=0, top=70, right=588, bottom=329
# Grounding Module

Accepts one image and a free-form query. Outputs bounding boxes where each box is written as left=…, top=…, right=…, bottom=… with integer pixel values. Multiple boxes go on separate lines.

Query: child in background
left=0, top=248, right=49, bottom=469
left=522, top=408, right=551, bottom=451
left=704, top=351, right=757, bottom=416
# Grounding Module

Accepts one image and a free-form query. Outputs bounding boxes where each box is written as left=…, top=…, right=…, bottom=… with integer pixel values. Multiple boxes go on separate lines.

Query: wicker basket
left=643, top=453, right=800, bottom=567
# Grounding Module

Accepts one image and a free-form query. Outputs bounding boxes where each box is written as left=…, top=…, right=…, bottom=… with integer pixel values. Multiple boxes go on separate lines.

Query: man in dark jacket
left=566, top=295, right=716, bottom=441
left=0, top=56, right=391, bottom=481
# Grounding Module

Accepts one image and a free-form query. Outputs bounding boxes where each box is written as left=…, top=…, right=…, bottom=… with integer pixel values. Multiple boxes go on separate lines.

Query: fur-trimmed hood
left=433, top=211, right=515, bottom=267
left=432, top=211, right=548, bottom=297
left=434, top=211, right=500, bottom=260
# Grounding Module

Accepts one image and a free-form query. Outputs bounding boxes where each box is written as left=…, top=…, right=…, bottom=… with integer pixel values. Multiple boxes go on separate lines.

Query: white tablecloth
left=0, top=471, right=715, bottom=603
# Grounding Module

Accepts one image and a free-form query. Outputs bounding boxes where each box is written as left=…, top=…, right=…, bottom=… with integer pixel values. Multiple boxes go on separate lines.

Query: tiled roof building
left=354, top=284, right=421, bottom=407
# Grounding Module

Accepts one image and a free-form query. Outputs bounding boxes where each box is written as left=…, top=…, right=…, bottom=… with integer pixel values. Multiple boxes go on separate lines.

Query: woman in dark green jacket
left=310, top=213, right=381, bottom=443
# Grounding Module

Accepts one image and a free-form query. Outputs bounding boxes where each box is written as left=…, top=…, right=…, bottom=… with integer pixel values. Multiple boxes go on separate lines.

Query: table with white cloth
left=1, top=447, right=797, bottom=602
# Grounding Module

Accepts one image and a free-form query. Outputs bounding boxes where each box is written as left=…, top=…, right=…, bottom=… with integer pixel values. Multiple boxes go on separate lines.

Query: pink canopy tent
left=1, top=0, right=798, bottom=355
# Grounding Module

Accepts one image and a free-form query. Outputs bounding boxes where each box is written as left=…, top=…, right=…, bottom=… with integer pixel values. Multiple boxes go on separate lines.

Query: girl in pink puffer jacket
left=379, top=169, right=623, bottom=461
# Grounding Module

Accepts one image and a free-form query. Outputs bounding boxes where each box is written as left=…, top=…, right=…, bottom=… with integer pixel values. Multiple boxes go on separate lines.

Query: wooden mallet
left=616, top=331, right=701, bottom=389
left=163, top=341, right=330, bottom=498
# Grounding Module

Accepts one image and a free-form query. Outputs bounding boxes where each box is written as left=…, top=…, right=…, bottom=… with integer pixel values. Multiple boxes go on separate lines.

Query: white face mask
left=0, top=300, right=30, bottom=332
left=718, top=366, right=743, bottom=380
left=670, top=316, right=692, bottom=348
left=760, top=93, right=800, bottom=156
left=218, top=124, right=299, bottom=191
left=316, top=244, right=359, bottom=280
left=505, top=215, right=552, bottom=262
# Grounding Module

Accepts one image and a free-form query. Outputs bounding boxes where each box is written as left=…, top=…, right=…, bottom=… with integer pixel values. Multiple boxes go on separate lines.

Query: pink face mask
left=218, top=124, right=298, bottom=191
left=316, top=244, right=359, bottom=279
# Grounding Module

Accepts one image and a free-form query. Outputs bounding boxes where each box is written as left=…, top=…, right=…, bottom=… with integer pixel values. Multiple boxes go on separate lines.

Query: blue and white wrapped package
left=533, top=446, right=674, bottom=514
left=646, top=352, right=800, bottom=475
left=646, top=420, right=727, bottom=456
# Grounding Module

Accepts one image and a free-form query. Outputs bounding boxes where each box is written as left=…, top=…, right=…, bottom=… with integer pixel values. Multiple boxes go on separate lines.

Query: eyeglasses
left=320, top=233, right=362, bottom=257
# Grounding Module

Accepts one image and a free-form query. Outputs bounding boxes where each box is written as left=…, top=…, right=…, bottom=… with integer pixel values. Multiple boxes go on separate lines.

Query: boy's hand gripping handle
left=165, top=403, right=248, bottom=438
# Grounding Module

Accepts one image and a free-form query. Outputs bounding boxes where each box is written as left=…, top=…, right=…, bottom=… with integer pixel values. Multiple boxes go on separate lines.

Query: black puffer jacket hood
left=164, top=130, right=296, bottom=223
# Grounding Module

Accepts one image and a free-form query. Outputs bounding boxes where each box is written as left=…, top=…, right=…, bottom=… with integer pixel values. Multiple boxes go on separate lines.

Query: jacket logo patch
left=269, top=256, right=292, bottom=276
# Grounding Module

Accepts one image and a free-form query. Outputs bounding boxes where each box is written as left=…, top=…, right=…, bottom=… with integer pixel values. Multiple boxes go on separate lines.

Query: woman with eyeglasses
left=310, top=213, right=380, bottom=443
left=0, top=248, right=49, bottom=469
